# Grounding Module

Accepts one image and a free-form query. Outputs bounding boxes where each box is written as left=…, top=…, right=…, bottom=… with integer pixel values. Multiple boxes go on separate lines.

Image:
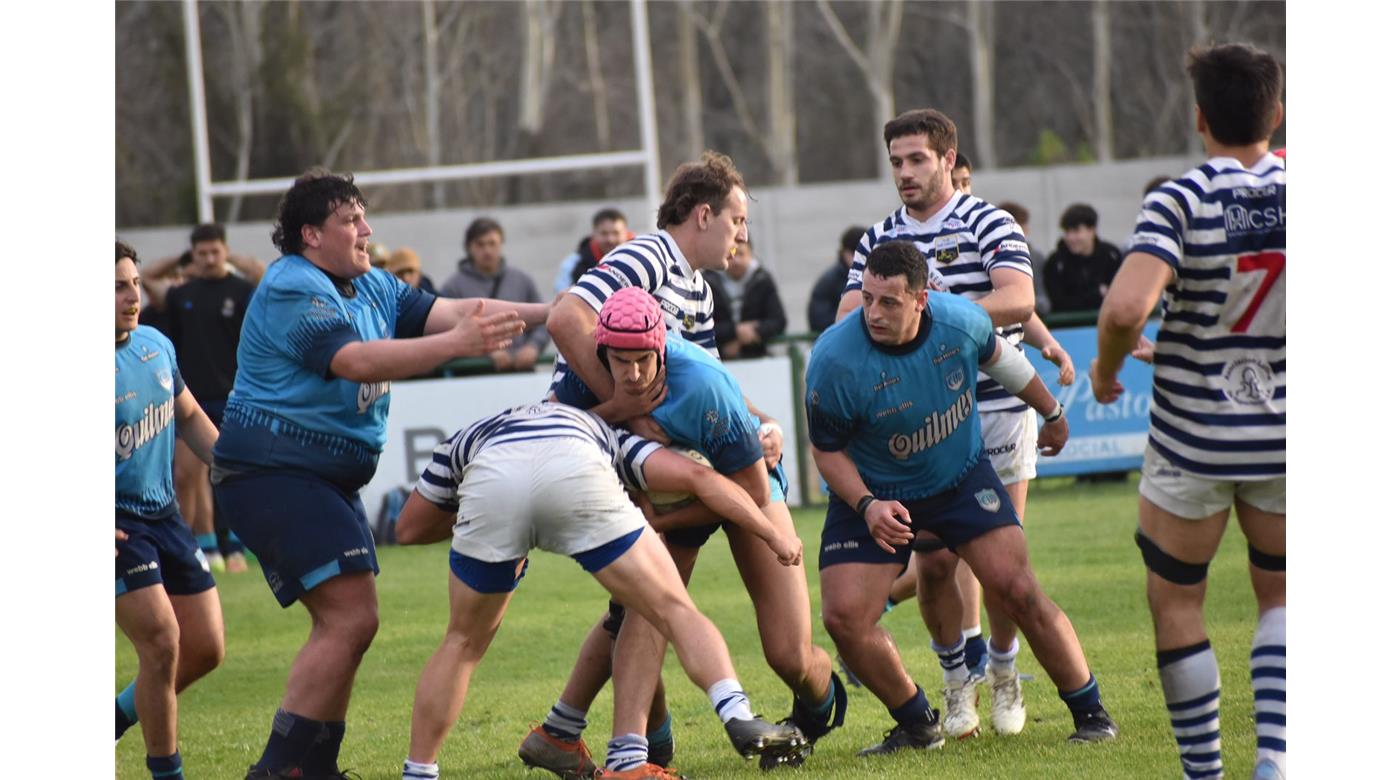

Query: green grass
left=117, top=477, right=1265, bottom=779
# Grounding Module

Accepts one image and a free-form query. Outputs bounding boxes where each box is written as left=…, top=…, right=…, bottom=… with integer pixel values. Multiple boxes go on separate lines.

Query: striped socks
left=604, top=734, right=648, bottom=772
left=1158, top=640, right=1223, bottom=779
left=932, top=637, right=970, bottom=685
left=542, top=699, right=588, bottom=741
left=1252, top=608, right=1286, bottom=775
left=402, top=759, right=439, bottom=779
left=706, top=678, right=754, bottom=723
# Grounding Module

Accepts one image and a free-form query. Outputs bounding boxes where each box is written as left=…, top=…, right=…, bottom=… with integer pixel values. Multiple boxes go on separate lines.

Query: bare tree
left=967, top=0, right=996, bottom=168
left=815, top=0, right=905, bottom=178
left=580, top=0, right=611, bottom=149
left=1092, top=0, right=1113, bottom=161
left=675, top=0, right=704, bottom=161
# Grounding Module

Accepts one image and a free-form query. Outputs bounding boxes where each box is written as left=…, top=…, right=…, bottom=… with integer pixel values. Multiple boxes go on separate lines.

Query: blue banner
left=1026, top=322, right=1159, bottom=477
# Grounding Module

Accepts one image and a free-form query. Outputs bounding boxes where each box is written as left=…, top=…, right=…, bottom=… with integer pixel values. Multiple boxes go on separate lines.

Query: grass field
left=117, top=477, right=1267, bottom=779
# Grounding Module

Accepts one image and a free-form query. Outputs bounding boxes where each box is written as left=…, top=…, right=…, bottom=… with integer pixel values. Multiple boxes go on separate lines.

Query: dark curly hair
left=655, top=151, right=747, bottom=230
left=271, top=168, right=366, bottom=256
left=116, top=239, right=139, bottom=265
left=865, top=241, right=927, bottom=294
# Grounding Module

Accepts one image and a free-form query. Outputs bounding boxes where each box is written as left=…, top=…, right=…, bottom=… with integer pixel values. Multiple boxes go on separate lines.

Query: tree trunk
left=422, top=0, right=445, bottom=207
left=766, top=1, right=797, bottom=186
left=968, top=0, right=996, bottom=168
left=676, top=0, right=703, bottom=160
left=1092, top=0, right=1113, bottom=162
left=581, top=0, right=610, bottom=149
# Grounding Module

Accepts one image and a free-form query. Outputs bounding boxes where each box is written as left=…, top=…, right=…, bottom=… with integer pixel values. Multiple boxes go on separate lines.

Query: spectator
left=1043, top=203, right=1122, bottom=314
left=386, top=247, right=437, bottom=295
left=552, top=207, right=634, bottom=295
left=367, top=241, right=391, bottom=270
left=952, top=153, right=973, bottom=194
left=137, top=250, right=190, bottom=337
left=166, top=222, right=256, bottom=573
left=999, top=202, right=1052, bottom=316
left=439, top=217, right=550, bottom=371
left=704, top=240, right=786, bottom=359
left=808, top=226, right=863, bottom=334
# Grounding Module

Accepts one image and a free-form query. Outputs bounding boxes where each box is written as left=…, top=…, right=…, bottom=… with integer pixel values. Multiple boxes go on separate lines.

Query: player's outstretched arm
left=1092, top=253, right=1173, bottom=402
left=643, top=451, right=799, bottom=565
left=423, top=296, right=546, bottom=335
left=547, top=293, right=616, bottom=401
left=394, top=491, right=456, bottom=545
left=330, top=300, right=525, bottom=382
left=173, top=387, right=219, bottom=465
left=1021, top=313, right=1075, bottom=386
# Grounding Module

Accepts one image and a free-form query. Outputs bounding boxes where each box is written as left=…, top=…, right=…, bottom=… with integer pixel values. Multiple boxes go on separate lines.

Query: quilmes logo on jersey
left=887, top=388, right=973, bottom=461
left=357, top=380, right=391, bottom=414
left=115, top=397, right=176, bottom=461
left=944, top=367, right=965, bottom=392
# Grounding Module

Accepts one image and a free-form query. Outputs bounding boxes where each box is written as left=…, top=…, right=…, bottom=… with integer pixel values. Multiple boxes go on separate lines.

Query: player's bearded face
left=607, top=348, right=661, bottom=391
left=115, top=257, right=141, bottom=340
left=889, top=135, right=950, bottom=214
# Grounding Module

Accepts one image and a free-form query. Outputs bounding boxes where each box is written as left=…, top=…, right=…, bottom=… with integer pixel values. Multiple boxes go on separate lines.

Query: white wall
left=121, top=155, right=1195, bottom=333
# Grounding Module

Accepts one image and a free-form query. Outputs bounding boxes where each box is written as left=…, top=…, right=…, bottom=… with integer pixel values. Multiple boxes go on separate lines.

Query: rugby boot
left=1067, top=706, right=1119, bottom=743
left=761, top=673, right=847, bottom=769
left=988, top=664, right=1027, bottom=735
left=855, top=713, right=945, bottom=756
left=518, top=725, right=599, bottom=779
left=723, top=716, right=809, bottom=767
left=942, top=676, right=981, bottom=739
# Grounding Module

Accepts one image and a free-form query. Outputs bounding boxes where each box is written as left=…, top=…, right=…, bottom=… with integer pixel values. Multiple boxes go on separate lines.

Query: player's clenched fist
left=863, top=499, right=914, bottom=554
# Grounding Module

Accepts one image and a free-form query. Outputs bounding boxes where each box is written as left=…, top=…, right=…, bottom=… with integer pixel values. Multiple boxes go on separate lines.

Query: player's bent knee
left=1136, top=529, right=1209, bottom=586
left=1247, top=544, right=1285, bottom=572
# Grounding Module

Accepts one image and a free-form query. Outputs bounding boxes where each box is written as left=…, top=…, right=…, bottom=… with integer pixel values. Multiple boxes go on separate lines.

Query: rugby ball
left=646, top=446, right=713, bottom=513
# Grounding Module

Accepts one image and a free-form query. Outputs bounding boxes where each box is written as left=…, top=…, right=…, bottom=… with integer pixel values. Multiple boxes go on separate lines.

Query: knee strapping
left=1248, top=544, right=1286, bottom=572
left=1135, top=529, right=1209, bottom=585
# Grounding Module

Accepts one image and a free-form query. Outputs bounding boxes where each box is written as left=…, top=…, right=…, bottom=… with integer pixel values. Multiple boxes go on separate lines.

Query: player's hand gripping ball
left=647, top=446, right=714, bottom=513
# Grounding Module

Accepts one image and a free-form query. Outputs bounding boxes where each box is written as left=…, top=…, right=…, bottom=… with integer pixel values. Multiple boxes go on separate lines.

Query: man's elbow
left=329, top=348, right=375, bottom=384
left=1098, top=295, right=1149, bottom=333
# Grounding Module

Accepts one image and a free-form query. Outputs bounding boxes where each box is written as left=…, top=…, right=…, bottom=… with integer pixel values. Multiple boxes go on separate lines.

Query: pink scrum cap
left=596, top=287, right=666, bottom=353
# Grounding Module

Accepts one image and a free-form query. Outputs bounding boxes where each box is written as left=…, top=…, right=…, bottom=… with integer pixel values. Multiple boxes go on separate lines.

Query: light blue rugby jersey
left=213, top=256, right=436, bottom=490
left=553, top=331, right=765, bottom=477
left=806, top=294, right=998, bottom=501
left=415, top=402, right=664, bottom=511
left=550, top=232, right=718, bottom=392
left=115, top=326, right=185, bottom=518
left=845, top=195, right=1033, bottom=413
left=1127, top=153, right=1285, bottom=479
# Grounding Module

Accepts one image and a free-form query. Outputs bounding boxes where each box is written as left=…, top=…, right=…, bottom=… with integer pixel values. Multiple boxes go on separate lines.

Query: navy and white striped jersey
left=552, top=231, right=717, bottom=389
left=845, top=196, right=1035, bottom=413
left=1127, top=153, right=1285, bottom=480
left=415, top=402, right=664, bottom=511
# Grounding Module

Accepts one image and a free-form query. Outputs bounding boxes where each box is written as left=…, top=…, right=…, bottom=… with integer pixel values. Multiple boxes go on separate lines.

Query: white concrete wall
left=121, top=154, right=1195, bottom=333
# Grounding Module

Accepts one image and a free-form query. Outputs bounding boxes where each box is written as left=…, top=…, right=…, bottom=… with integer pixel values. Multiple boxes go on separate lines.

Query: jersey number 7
left=1230, top=251, right=1285, bottom=334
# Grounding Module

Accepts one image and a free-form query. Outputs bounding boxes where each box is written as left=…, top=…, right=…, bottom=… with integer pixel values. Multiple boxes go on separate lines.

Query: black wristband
left=1042, top=402, right=1065, bottom=424
left=855, top=494, right=877, bottom=517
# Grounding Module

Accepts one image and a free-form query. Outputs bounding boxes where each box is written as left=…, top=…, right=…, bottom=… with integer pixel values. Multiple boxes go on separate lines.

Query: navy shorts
left=665, top=466, right=788, bottom=548
left=116, top=510, right=217, bottom=598
left=215, top=472, right=379, bottom=608
left=449, top=527, right=644, bottom=594
left=817, top=457, right=1021, bottom=570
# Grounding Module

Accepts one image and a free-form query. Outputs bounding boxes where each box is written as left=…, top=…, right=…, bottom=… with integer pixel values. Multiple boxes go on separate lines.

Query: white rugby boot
left=942, top=676, right=981, bottom=739
left=988, top=663, right=1027, bottom=735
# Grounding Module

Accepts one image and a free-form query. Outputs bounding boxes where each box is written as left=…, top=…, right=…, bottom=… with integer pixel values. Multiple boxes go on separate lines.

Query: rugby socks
left=1252, top=608, right=1286, bottom=775
left=116, top=681, right=138, bottom=739
left=196, top=532, right=219, bottom=556
left=646, top=713, right=674, bottom=764
left=1158, top=641, right=1222, bottom=779
left=987, top=636, right=1020, bottom=674
left=302, top=719, right=346, bottom=774
left=402, top=758, right=440, bottom=779
left=1059, top=673, right=1105, bottom=718
left=707, top=679, right=755, bottom=723
left=145, top=751, right=183, bottom=779
left=252, top=708, right=323, bottom=773
left=604, top=733, right=649, bottom=772
left=889, top=686, right=938, bottom=726
left=542, top=698, right=589, bottom=741
left=932, top=637, right=970, bottom=685
left=963, top=627, right=989, bottom=676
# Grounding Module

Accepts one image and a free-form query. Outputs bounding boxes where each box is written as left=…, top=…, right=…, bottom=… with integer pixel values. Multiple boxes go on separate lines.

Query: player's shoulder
left=129, top=324, right=173, bottom=350
left=261, top=255, right=327, bottom=292
left=667, top=333, right=733, bottom=385
left=810, top=312, right=869, bottom=366
left=928, top=294, right=992, bottom=339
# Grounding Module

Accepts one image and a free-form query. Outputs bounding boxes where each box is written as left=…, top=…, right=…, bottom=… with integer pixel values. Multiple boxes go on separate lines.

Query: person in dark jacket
left=1043, top=203, right=1122, bottom=314
left=705, top=241, right=786, bottom=359
left=807, top=226, right=864, bottom=334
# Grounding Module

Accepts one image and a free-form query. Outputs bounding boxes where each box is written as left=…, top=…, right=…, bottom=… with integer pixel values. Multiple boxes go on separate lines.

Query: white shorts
left=1139, top=446, right=1286, bottom=520
left=451, top=438, right=646, bottom=562
left=981, top=408, right=1038, bottom=486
